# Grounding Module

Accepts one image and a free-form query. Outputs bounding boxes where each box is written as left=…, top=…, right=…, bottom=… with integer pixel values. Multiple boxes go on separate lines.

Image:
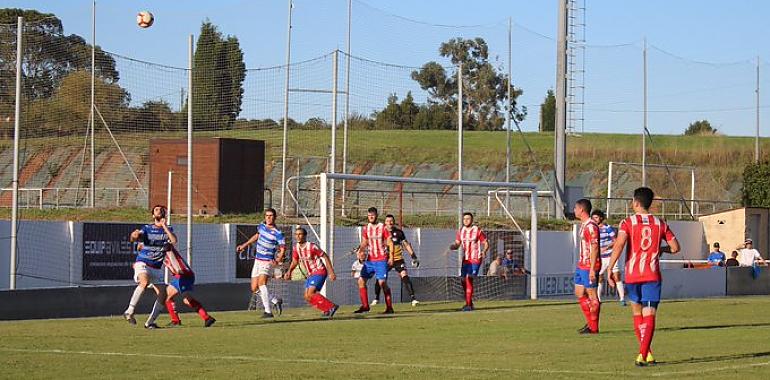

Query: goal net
left=282, top=172, right=542, bottom=307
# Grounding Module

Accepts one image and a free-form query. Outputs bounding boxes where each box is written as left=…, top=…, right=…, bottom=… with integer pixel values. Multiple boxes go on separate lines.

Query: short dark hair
left=152, top=205, right=167, bottom=218
left=591, top=209, right=606, bottom=219
left=462, top=212, right=474, bottom=219
left=384, top=214, right=395, bottom=220
left=295, top=227, right=307, bottom=236
left=367, top=207, right=378, bottom=214
left=633, top=187, right=654, bottom=210
left=264, top=207, right=277, bottom=215
left=575, top=199, right=592, bottom=214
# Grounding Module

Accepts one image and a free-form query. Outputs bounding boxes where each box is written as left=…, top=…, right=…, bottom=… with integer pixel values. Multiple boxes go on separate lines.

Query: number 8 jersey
left=618, top=214, right=676, bottom=283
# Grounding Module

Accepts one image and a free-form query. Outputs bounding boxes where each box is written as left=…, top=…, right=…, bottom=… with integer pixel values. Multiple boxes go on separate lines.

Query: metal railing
left=589, top=196, right=740, bottom=220
left=0, top=187, right=147, bottom=209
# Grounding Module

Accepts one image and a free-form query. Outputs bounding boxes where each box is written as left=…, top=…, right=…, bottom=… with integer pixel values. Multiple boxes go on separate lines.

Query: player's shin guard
left=165, top=300, right=181, bottom=324
left=578, top=296, right=592, bottom=324
left=310, top=293, right=333, bottom=313
left=633, top=314, right=643, bottom=343
left=358, top=287, right=369, bottom=308
left=125, top=285, right=145, bottom=315
left=589, top=299, right=601, bottom=332
left=258, top=285, right=271, bottom=314
left=146, top=300, right=164, bottom=325
left=640, top=315, right=656, bottom=356
left=383, top=286, right=393, bottom=310
left=187, top=298, right=211, bottom=320
left=464, top=277, right=474, bottom=306
left=402, top=276, right=416, bottom=300
left=616, top=281, right=625, bottom=301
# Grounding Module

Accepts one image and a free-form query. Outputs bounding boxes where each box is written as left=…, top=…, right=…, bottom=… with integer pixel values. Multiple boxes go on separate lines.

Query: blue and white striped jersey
left=254, top=223, right=286, bottom=261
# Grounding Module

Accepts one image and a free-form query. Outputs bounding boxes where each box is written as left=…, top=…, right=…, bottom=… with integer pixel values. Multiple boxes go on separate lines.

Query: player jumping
left=592, top=210, right=626, bottom=305
left=372, top=214, right=420, bottom=307
left=124, top=205, right=173, bottom=329
left=354, top=207, right=394, bottom=314
left=573, top=199, right=602, bottom=334
left=163, top=245, right=216, bottom=327
left=237, top=208, right=286, bottom=319
left=607, top=187, right=680, bottom=366
left=449, top=212, right=488, bottom=312
left=284, top=227, right=339, bottom=318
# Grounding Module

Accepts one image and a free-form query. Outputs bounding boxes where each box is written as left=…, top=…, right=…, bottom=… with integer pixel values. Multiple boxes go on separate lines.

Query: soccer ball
left=137, top=11, right=154, bottom=28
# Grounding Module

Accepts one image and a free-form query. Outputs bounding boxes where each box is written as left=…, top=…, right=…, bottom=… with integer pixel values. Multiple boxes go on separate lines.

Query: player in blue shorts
left=284, top=227, right=339, bottom=318
left=354, top=207, right=394, bottom=314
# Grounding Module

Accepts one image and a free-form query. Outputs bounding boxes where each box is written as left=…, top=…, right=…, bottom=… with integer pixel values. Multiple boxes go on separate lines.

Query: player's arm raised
left=129, top=228, right=142, bottom=243
left=237, top=232, right=260, bottom=253
left=160, top=218, right=177, bottom=245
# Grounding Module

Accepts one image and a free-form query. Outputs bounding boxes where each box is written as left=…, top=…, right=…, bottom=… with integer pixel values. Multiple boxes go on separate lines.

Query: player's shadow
left=657, top=351, right=770, bottom=366
left=657, top=321, right=770, bottom=332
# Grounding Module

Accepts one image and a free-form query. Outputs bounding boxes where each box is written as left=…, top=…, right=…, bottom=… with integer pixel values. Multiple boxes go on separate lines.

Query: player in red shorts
left=573, top=199, right=602, bottom=334
left=608, top=187, right=680, bottom=366
left=354, top=207, right=394, bottom=314
left=449, top=212, right=489, bottom=311
left=163, top=245, right=216, bottom=327
left=283, top=227, right=339, bottom=318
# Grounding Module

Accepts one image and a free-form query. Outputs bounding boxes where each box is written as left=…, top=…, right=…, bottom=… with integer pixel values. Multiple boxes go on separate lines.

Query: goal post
left=310, top=172, right=541, bottom=300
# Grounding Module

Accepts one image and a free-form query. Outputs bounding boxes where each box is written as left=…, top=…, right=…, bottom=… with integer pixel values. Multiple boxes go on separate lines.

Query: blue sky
left=7, top=0, right=770, bottom=136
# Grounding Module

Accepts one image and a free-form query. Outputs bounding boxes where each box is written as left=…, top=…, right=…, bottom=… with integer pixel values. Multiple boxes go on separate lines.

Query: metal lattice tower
left=566, top=0, right=586, bottom=135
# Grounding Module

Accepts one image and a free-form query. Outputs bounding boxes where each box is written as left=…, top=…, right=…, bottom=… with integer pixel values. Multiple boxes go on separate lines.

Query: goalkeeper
left=373, top=215, right=421, bottom=306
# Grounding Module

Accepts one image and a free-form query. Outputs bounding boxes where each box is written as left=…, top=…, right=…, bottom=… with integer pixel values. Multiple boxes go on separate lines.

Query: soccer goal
left=286, top=172, right=542, bottom=303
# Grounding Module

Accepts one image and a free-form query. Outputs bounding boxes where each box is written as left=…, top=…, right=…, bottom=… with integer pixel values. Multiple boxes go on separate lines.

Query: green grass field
left=2, top=297, right=770, bottom=379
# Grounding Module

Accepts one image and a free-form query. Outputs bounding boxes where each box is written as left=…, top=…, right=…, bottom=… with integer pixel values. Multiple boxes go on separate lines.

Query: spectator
left=725, top=251, right=740, bottom=267
left=501, top=250, right=515, bottom=272
left=487, top=255, right=504, bottom=277
left=738, top=239, right=767, bottom=267
left=707, top=242, right=726, bottom=267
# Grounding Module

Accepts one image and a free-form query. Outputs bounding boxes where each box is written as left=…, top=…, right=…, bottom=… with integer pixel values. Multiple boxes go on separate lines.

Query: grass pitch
left=1, top=297, right=769, bottom=379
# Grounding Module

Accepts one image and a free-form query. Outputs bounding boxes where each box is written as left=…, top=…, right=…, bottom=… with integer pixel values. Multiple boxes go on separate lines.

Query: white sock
left=145, top=300, right=164, bottom=326
left=597, top=282, right=604, bottom=302
left=259, top=285, right=271, bottom=313
left=616, top=281, right=625, bottom=301
left=125, top=285, right=145, bottom=315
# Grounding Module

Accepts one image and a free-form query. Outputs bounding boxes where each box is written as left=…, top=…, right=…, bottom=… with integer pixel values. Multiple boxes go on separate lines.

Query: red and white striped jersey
left=457, top=225, right=487, bottom=264
left=163, top=246, right=193, bottom=277
left=577, top=220, right=601, bottom=271
left=619, top=214, right=676, bottom=284
left=292, top=242, right=327, bottom=276
left=361, top=223, right=390, bottom=262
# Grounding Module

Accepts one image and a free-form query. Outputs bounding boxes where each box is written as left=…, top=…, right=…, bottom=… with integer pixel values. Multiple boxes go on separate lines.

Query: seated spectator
left=725, top=251, right=740, bottom=267
left=738, top=238, right=767, bottom=267
left=487, top=255, right=504, bottom=277
left=707, top=242, right=726, bottom=267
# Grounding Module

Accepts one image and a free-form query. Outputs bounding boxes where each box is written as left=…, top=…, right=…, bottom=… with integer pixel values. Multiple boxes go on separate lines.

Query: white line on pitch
left=0, top=347, right=629, bottom=376
left=652, top=360, right=770, bottom=377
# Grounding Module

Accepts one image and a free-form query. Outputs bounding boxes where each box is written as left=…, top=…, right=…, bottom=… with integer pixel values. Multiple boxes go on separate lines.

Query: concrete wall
left=727, top=266, right=770, bottom=295
left=699, top=207, right=770, bottom=258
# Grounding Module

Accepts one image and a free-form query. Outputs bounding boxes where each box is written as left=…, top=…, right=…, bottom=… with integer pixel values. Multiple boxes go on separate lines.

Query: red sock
left=165, top=300, right=180, bottom=323
left=310, top=293, right=333, bottom=312
left=640, top=315, right=656, bottom=356
left=633, top=315, right=643, bottom=343
left=578, top=296, right=592, bottom=324
left=465, top=277, right=474, bottom=306
left=384, top=287, right=393, bottom=310
left=589, top=299, right=601, bottom=332
left=358, top=287, right=369, bottom=308
left=186, top=298, right=210, bottom=321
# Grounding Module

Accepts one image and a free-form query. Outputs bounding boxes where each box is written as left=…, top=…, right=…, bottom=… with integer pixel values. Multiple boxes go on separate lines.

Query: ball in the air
left=137, top=11, right=154, bottom=28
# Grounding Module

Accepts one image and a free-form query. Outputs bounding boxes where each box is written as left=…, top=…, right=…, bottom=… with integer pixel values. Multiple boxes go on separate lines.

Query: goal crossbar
left=309, top=172, right=541, bottom=300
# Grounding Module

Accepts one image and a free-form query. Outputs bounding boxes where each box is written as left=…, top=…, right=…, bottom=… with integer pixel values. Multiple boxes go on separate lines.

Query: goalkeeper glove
left=411, top=258, right=420, bottom=268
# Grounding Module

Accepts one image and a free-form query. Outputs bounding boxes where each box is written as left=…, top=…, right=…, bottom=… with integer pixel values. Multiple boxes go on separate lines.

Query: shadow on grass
left=657, top=351, right=770, bottom=366
left=657, top=321, right=770, bottom=332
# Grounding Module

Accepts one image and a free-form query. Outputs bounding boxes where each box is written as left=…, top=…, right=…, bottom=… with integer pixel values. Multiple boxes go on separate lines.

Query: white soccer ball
left=137, top=11, right=154, bottom=28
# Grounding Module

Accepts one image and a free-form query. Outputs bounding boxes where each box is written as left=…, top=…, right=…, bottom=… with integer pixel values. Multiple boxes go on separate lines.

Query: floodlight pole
left=756, top=56, right=761, bottom=163
left=187, top=34, right=193, bottom=265
left=329, top=50, right=338, bottom=258
left=10, top=16, right=23, bottom=290
left=90, top=0, right=96, bottom=207
left=506, top=17, right=512, bottom=210
left=342, top=0, right=352, bottom=217
left=280, top=0, right=294, bottom=216
left=457, top=62, right=463, bottom=227
left=554, top=0, right=568, bottom=219
left=642, top=38, right=648, bottom=187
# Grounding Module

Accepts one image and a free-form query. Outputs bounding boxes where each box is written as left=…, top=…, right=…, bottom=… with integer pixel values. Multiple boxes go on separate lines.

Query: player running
left=449, top=212, right=489, bottom=312
left=354, top=207, right=394, bottom=314
left=608, top=187, right=680, bottom=367
left=237, top=208, right=286, bottom=319
left=592, top=210, right=626, bottom=305
left=573, top=199, right=602, bottom=334
left=124, top=205, right=174, bottom=329
left=163, top=245, right=216, bottom=327
left=283, top=227, right=339, bottom=318
left=372, top=215, right=420, bottom=307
